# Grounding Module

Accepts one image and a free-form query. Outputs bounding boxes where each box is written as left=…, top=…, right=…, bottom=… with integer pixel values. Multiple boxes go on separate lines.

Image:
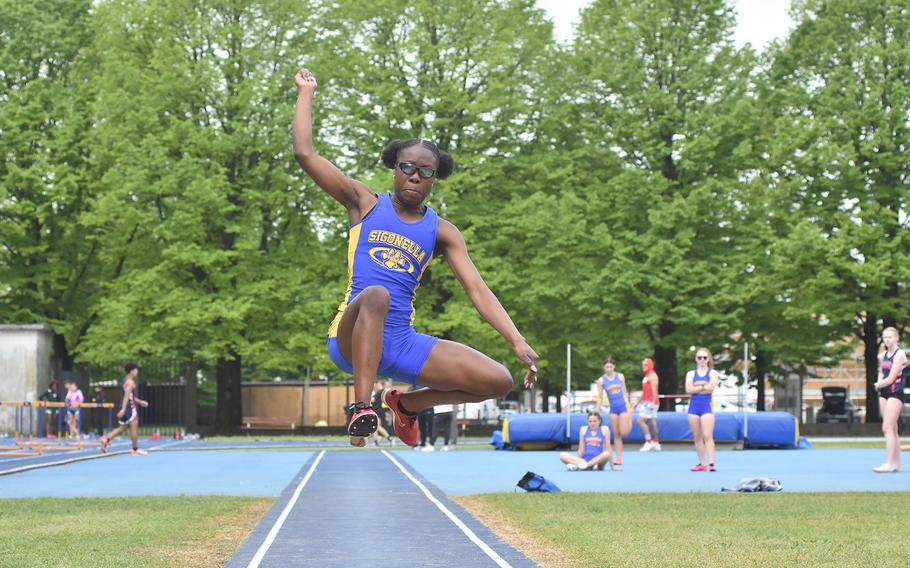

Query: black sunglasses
left=696, top=355, right=709, bottom=360
left=398, top=161, right=436, bottom=180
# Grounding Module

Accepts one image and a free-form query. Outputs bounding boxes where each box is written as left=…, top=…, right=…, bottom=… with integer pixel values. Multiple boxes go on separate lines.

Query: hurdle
left=0, top=401, right=40, bottom=456
left=0, top=400, right=114, bottom=455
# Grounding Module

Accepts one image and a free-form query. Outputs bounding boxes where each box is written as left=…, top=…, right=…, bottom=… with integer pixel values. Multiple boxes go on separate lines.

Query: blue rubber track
left=396, top=448, right=910, bottom=494
left=226, top=451, right=536, bottom=568
left=0, top=448, right=310, bottom=498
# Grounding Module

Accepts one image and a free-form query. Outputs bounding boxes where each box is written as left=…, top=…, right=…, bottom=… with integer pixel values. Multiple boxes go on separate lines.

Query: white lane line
left=148, top=439, right=188, bottom=451
left=247, top=450, right=326, bottom=568
left=0, top=440, right=134, bottom=475
left=381, top=450, right=512, bottom=568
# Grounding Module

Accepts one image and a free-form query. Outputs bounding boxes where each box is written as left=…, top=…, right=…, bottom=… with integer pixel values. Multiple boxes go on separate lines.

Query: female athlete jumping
left=292, top=69, right=537, bottom=446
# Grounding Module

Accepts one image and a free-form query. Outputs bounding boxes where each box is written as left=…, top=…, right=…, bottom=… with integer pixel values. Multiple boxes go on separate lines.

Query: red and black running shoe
left=346, top=402, right=378, bottom=438
left=382, top=389, right=419, bottom=447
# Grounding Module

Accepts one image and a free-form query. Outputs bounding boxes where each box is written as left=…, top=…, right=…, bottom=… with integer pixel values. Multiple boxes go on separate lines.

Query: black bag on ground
left=517, top=471, right=561, bottom=493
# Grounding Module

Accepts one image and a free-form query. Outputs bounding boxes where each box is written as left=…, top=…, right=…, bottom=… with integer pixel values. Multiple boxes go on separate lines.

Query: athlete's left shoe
left=131, top=449, right=147, bottom=456
left=690, top=464, right=708, bottom=472
left=708, top=463, right=716, bottom=472
left=382, top=389, right=419, bottom=447
left=872, top=462, right=900, bottom=473
left=99, top=436, right=109, bottom=454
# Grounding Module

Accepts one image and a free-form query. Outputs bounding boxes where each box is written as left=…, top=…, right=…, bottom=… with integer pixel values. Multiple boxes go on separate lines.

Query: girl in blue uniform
left=596, top=358, right=631, bottom=469
left=560, top=412, right=612, bottom=471
left=293, top=70, right=538, bottom=447
left=686, top=348, right=719, bottom=471
left=873, top=327, right=906, bottom=473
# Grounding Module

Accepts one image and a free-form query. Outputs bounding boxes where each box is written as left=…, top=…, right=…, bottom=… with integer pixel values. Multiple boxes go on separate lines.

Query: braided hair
left=380, top=139, right=455, bottom=179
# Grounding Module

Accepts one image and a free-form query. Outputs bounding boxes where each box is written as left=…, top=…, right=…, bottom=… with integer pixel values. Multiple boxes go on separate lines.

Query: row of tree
left=1, top=0, right=907, bottom=429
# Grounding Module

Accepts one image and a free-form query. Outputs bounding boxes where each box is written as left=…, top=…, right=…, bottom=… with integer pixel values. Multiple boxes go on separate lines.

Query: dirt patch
left=452, top=495, right=579, bottom=568
left=139, top=498, right=273, bottom=568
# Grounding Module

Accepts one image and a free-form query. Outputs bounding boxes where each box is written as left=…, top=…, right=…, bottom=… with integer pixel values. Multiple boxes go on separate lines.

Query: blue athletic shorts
left=326, top=326, right=439, bottom=385
left=118, top=405, right=137, bottom=426
left=608, top=398, right=628, bottom=415
left=688, top=396, right=713, bottom=416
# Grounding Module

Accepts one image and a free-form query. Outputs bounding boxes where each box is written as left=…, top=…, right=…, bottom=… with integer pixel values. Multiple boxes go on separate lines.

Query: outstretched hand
left=294, top=68, right=317, bottom=96
left=513, top=339, right=538, bottom=389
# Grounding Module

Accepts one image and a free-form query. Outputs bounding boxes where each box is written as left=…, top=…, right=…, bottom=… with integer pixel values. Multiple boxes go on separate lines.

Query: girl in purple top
left=64, top=380, right=84, bottom=441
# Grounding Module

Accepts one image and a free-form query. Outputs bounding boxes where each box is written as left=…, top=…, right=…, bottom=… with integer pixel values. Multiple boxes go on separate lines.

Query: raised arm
left=292, top=69, right=375, bottom=224
left=437, top=219, right=538, bottom=387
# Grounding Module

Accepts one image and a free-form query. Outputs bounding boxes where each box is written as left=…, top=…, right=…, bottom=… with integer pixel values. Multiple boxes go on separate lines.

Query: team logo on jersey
left=369, top=247, right=415, bottom=273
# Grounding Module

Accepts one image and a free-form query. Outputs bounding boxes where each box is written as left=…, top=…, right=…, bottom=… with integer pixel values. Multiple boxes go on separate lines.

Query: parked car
left=815, top=387, right=861, bottom=423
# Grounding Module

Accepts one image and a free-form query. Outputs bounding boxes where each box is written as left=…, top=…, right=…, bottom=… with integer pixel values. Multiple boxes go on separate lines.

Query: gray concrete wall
left=0, top=325, right=54, bottom=434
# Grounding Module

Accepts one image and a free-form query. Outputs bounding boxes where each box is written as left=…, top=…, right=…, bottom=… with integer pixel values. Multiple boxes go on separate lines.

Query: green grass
left=808, top=440, right=885, bottom=448
left=456, top=493, right=910, bottom=568
left=0, top=496, right=272, bottom=568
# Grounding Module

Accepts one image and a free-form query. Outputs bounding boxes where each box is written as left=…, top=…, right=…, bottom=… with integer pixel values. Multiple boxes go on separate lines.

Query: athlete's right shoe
left=99, top=436, right=109, bottom=454
left=131, top=449, right=147, bottom=456
left=872, top=462, right=900, bottom=473
left=346, top=402, right=378, bottom=438
left=640, top=441, right=654, bottom=452
left=382, top=389, right=419, bottom=447
left=652, top=442, right=662, bottom=451
left=566, top=463, right=580, bottom=471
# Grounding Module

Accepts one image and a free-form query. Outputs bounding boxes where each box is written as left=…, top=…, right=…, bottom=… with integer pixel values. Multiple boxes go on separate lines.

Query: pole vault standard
left=743, top=341, right=750, bottom=446
left=565, top=343, right=571, bottom=444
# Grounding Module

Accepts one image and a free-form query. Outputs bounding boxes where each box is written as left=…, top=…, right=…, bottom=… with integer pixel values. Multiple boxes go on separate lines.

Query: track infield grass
left=455, top=492, right=910, bottom=568
left=0, top=496, right=271, bottom=568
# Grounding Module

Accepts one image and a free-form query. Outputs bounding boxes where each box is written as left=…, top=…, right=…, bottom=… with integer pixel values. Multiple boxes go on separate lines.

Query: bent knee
left=486, top=365, right=513, bottom=397
left=359, top=285, right=390, bottom=310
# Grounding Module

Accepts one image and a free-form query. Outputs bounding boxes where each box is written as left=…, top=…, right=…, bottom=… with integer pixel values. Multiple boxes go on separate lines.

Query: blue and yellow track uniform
left=688, top=369, right=713, bottom=416
left=879, top=349, right=907, bottom=401
left=601, top=373, right=629, bottom=415
left=581, top=426, right=607, bottom=461
left=326, top=193, right=439, bottom=384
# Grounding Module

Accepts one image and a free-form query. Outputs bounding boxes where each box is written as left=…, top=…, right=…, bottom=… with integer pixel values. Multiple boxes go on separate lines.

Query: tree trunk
left=215, top=352, right=242, bottom=434
left=541, top=378, right=550, bottom=413
left=862, top=314, right=880, bottom=423
left=755, top=349, right=766, bottom=411
left=53, top=333, right=75, bottom=374
left=654, top=320, right=678, bottom=411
